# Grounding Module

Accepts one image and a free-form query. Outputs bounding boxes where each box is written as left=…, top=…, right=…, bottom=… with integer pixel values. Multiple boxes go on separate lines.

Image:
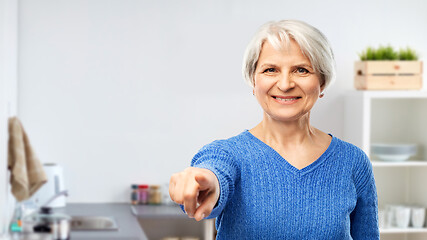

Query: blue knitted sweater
left=191, top=130, right=379, bottom=239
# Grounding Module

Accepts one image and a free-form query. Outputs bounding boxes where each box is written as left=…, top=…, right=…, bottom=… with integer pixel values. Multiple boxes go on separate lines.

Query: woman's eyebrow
left=258, top=63, right=279, bottom=68
left=294, top=63, right=314, bottom=69
left=258, top=62, right=314, bottom=69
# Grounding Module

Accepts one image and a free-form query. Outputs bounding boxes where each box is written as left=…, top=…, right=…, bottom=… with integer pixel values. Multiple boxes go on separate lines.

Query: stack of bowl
left=371, top=143, right=417, bottom=161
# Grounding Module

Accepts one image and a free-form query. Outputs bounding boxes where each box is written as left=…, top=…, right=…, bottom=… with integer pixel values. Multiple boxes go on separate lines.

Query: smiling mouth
left=273, top=96, right=302, bottom=101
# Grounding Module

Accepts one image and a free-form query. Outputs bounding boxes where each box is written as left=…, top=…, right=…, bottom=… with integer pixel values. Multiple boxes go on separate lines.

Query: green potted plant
left=355, top=45, right=422, bottom=90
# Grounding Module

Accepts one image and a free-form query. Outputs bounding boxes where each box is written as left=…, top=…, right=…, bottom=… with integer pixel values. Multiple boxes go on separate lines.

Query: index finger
left=183, top=175, right=200, bottom=218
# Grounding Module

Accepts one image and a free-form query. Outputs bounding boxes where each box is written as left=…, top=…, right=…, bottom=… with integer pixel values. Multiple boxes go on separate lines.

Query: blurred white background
left=1, top=0, right=427, bottom=203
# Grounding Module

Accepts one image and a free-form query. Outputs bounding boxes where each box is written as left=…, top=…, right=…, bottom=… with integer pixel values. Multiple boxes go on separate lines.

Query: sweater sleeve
left=190, top=140, right=239, bottom=219
left=350, top=150, right=380, bottom=239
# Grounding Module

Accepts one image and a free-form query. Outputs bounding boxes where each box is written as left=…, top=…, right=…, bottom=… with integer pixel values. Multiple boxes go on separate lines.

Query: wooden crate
left=354, top=61, right=423, bottom=90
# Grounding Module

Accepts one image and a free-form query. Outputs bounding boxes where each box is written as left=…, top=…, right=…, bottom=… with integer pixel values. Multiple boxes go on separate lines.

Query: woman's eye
left=296, top=67, right=309, bottom=74
left=263, top=68, right=276, bottom=73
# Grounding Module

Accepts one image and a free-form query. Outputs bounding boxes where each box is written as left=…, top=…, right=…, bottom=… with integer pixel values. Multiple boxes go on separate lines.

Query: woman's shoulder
left=331, top=136, right=375, bottom=195
left=331, top=135, right=368, bottom=159
left=331, top=135, right=373, bottom=178
left=198, top=130, right=252, bottom=154
left=191, top=131, right=251, bottom=169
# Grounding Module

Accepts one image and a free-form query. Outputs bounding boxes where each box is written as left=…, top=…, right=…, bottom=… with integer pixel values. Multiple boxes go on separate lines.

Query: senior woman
left=169, top=20, right=379, bottom=239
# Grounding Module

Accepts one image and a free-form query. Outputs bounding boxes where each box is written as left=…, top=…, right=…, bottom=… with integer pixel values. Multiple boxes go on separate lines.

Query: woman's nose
left=276, top=73, right=295, bottom=92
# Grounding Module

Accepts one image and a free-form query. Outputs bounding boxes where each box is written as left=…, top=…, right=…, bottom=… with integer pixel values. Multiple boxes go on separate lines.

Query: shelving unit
left=372, top=161, right=427, bottom=167
left=344, top=90, right=427, bottom=240
left=381, top=228, right=427, bottom=234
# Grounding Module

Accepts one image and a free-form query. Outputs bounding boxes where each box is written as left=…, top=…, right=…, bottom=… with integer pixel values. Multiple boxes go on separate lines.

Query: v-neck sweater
left=191, top=130, right=379, bottom=239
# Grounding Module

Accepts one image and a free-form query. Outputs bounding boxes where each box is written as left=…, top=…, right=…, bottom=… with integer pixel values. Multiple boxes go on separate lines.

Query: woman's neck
left=250, top=112, right=319, bottom=148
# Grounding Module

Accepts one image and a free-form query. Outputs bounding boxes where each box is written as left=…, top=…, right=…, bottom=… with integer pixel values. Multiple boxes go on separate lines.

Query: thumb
left=195, top=173, right=214, bottom=191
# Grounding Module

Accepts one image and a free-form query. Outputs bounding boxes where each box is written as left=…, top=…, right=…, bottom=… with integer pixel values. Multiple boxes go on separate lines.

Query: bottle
left=131, top=185, right=139, bottom=205
left=149, top=185, right=162, bottom=205
left=138, top=185, right=149, bottom=204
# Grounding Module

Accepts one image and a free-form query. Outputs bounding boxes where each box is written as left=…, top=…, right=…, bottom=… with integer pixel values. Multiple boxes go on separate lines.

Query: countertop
left=64, top=203, right=147, bottom=240
left=131, top=204, right=187, bottom=219
left=13, top=203, right=147, bottom=240
left=13, top=203, right=190, bottom=240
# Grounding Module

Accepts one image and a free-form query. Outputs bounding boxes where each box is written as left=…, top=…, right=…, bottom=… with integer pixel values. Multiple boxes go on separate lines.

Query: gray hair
left=242, top=20, right=336, bottom=91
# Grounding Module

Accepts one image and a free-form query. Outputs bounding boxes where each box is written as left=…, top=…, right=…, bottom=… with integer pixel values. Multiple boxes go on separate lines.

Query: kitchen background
left=1, top=0, right=427, bottom=232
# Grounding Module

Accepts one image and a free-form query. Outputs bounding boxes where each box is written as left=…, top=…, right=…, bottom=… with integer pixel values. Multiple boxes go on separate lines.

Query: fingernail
left=201, top=213, right=205, bottom=219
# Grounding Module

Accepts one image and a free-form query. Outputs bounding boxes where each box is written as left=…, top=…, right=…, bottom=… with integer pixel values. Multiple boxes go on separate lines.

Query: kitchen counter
left=131, top=204, right=187, bottom=219
left=63, top=203, right=147, bottom=240
left=12, top=203, right=147, bottom=240
left=13, top=203, right=211, bottom=240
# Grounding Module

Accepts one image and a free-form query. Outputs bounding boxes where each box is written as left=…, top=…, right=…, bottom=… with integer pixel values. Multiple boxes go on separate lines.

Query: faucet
left=41, top=190, right=69, bottom=210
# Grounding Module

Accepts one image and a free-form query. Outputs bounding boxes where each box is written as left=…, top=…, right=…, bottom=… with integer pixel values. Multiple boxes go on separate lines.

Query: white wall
left=16, top=0, right=427, bottom=202
left=0, top=0, right=18, bottom=233
left=0, top=0, right=7, bottom=232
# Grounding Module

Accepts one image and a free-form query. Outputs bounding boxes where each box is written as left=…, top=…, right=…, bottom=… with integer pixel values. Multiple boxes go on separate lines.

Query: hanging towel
left=7, top=117, right=47, bottom=202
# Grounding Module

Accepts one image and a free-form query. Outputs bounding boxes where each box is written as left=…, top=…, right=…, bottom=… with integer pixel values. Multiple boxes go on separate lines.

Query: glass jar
left=131, top=185, right=139, bottom=205
left=138, top=185, right=149, bottom=204
left=149, top=185, right=162, bottom=205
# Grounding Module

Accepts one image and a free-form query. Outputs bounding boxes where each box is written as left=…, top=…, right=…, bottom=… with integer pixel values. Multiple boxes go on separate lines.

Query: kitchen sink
left=70, top=216, right=119, bottom=231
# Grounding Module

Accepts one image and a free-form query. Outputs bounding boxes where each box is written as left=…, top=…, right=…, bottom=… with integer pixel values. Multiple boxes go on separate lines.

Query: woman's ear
left=252, top=79, right=256, bottom=95
left=320, top=75, right=326, bottom=90
left=319, top=84, right=325, bottom=98
left=320, top=75, right=326, bottom=88
left=319, top=77, right=326, bottom=98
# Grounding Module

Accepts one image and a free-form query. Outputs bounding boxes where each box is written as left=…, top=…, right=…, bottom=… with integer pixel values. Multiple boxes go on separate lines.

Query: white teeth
left=275, top=97, right=299, bottom=101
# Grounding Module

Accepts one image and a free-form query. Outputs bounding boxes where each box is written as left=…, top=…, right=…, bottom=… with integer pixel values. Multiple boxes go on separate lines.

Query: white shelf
left=372, top=160, right=427, bottom=167
left=349, top=90, right=427, bottom=99
left=345, top=90, right=427, bottom=239
left=381, top=227, right=427, bottom=234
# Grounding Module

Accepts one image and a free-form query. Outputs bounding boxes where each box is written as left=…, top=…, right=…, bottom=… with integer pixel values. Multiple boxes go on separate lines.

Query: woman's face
left=253, top=39, right=323, bottom=122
